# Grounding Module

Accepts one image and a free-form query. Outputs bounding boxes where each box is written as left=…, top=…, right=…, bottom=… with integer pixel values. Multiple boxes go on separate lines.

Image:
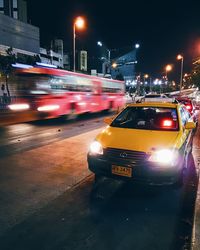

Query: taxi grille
left=104, top=148, right=148, bottom=165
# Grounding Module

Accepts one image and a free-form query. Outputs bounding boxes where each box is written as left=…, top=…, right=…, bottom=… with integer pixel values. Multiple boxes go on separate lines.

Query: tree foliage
left=191, top=63, right=200, bottom=88
left=0, top=47, right=16, bottom=76
left=0, top=48, right=41, bottom=98
left=17, top=54, right=41, bottom=65
left=0, top=47, right=16, bottom=97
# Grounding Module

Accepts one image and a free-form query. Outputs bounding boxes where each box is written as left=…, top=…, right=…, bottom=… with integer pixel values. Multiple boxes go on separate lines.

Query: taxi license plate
left=112, top=165, right=132, bottom=177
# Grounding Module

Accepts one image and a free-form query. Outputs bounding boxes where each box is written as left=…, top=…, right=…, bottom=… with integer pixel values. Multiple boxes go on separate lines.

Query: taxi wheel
left=176, top=168, right=187, bottom=188
left=90, top=175, right=103, bottom=201
left=173, top=155, right=189, bottom=188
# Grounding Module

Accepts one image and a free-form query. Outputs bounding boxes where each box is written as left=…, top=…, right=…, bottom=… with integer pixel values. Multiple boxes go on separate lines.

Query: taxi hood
left=96, top=126, right=180, bottom=152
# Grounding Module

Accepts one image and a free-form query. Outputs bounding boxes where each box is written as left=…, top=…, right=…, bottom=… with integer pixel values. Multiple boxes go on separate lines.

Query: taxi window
left=183, top=107, right=191, bottom=121
left=179, top=107, right=188, bottom=125
left=111, top=107, right=179, bottom=131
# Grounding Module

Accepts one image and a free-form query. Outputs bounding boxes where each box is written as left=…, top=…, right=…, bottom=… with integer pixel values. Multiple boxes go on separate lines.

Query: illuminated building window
left=13, top=0, right=18, bottom=19
left=13, top=10, right=17, bottom=19
left=0, top=0, right=3, bottom=8
left=13, top=0, right=17, bottom=8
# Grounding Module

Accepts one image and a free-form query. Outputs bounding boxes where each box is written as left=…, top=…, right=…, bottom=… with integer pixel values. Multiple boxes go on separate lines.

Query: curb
left=191, top=173, right=200, bottom=250
left=0, top=111, right=38, bottom=126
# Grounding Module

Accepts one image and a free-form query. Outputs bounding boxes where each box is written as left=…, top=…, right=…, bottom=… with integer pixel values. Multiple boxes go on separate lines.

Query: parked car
left=88, top=102, right=196, bottom=188
left=144, top=93, right=174, bottom=103
left=175, top=96, right=198, bottom=125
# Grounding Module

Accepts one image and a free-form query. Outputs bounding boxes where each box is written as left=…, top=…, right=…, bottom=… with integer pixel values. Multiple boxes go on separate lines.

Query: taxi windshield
left=111, top=106, right=179, bottom=131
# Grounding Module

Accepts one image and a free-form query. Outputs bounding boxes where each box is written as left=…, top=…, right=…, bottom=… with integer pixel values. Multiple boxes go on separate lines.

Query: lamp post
left=144, top=74, right=150, bottom=92
left=177, top=54, right=184, bottom=93
left=165, top=64, right=172, bottom=82
left=97, top=41, right=111, bottom=63
left=97, top=41, right=111, bottom=75
left=144, top=74, right=149, bottom=82
left=73, top=16, right=85, bottom=72
left=134, top=43, right=140, bottom=94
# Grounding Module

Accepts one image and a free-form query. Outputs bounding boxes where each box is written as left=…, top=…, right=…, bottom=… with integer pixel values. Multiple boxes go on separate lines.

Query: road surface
left=0, top=112, right=199, bottom=250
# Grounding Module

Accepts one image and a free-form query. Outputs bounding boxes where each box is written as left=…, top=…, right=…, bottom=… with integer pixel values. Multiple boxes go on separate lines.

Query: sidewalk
left=192, top=175, right=200, bottom=249
left=0, top=110, right=38, bottom=126
left=0, top=127, right=102, bottom=236
left=191, top=120, right=200, bottom=250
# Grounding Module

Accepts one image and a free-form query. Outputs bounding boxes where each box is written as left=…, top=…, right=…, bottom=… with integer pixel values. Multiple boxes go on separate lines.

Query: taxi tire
left=173, top=154, right=189, bottom=189
left=174, top=169, right=187, bottom=189
left=90, top=175, right=103, bottom=201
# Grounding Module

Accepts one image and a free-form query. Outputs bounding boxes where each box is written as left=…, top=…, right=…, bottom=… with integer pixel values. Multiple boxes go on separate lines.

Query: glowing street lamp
left=135, top=43, right=140, bottom=49
left=165, top=64, right=172, bottom=81
left=144, top=74, right=148, bottom=84
left=97, top=41, right=112, bottom=76
left=97, top=41, right=102, bottom=47
left=177, top=54, right=184, bottom=92
left=112, top=62, right=117, bottom=68
left=144, top=74, right=152, bottom=91
left=73, top=16, right=85, bottom=72
left=97, top=41, right=111, bottom=62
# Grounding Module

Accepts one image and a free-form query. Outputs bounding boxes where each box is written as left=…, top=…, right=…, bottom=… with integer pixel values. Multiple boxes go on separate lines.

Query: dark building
left=0, top=13, right=39, bottom=55
left=0, top=0, right=39, bottom=56
left=0, top=0, right=27, bottom=22
left=111, top=49, right=137, bottom=83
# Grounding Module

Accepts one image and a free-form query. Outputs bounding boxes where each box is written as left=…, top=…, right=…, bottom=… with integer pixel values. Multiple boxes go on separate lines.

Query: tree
left=16, top=54, right=41, bottom=65
left=0, top=48, right=41, bottom=100
left=0, top=47, right=16, bottom=98
left=190, top=59, right=200, bottom=89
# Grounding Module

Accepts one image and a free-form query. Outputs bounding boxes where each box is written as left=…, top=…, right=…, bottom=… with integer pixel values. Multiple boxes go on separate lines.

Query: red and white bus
left=8, top=66, right=125, bottom=120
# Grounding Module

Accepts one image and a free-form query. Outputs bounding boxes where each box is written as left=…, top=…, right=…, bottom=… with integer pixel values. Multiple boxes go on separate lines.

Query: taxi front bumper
left=87, top=154, right=183, bottom=185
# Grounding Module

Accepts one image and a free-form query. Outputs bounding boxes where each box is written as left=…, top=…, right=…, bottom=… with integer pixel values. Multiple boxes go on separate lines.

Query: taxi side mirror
left=185, top=121, right=196, bottom=130
left=104, top=117, right=113, bottom=125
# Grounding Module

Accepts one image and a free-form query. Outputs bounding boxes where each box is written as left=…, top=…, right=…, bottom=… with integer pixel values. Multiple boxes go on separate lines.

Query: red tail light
left=162, top=119, right=173, bottom=127
left=186, top=105, right=192, bottom=110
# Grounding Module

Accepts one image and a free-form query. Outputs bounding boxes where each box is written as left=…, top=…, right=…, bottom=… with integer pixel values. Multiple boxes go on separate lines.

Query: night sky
left=27, top=0, right=200, bottom=80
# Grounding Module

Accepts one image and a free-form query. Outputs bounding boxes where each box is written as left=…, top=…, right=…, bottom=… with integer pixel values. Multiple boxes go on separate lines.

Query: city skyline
left=27, top=0, right=200, bottom=79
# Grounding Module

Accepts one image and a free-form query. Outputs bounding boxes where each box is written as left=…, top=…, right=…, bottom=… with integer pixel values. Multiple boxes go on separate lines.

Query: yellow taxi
left=87, top=102, right=196, bottom=187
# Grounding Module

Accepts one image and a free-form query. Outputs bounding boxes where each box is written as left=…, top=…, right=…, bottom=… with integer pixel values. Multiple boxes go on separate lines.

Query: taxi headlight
left=89, top=141, right=103, bottom=155
left=148, top=149, right=178, bottom=165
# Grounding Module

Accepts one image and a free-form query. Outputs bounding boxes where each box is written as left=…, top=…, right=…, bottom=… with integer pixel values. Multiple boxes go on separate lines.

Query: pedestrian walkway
left=191, top=120, right=200, bottom=250
left=192, top=176, right=200, bottom=249
left=0, top=127, right=102, bottom=236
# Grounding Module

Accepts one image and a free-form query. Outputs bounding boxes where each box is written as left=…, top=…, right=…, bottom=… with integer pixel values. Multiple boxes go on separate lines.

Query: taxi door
left=179, top=107, right=193, bottom=156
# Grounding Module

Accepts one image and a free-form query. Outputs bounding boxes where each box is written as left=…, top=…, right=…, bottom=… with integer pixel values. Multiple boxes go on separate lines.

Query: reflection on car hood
left=96, top=126, right=180, bottom=152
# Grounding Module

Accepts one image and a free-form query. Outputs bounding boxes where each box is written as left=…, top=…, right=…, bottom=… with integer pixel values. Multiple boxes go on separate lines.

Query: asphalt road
left=0, top=112, right=109, bottom=157
left=0, top=112, right=199, bottom=250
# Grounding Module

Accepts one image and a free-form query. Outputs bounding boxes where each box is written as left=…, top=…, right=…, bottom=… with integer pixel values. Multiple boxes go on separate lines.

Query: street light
left=97, top=41, right=112, bottom=76
left=177, top=54, right=184, bottom=92
left=112, top=62, right=117, bottom=68
left=73, top=16, right=85, bottom=72
left=144, top=74, right=148, bottom=84
left=135, top=43, right=140, bottom=49
left=97, top=41, right=111, bottom=62
left=144, top=74, right=152, bottom=92
left=165, top=64, right=172, bottom=81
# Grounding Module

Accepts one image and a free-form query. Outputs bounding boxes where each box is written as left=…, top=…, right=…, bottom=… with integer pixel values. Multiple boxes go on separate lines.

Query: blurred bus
left=7, top=66, right=125, bottom=120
